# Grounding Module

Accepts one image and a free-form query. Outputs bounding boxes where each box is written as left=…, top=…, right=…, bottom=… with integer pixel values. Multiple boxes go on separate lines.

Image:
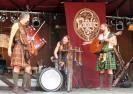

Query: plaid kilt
left=11, top=43, right=30, bottom=67
left=96, top=44, right=116, bottom=71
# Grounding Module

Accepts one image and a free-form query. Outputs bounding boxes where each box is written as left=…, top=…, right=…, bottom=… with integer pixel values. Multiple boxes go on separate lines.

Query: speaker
left=119, top=81, right=132, bottom=88
left=116, top=21, right=124, bottom=31
left=32, top=17, right=40, bottom=27
left=0, top=59, right=7, bottom=74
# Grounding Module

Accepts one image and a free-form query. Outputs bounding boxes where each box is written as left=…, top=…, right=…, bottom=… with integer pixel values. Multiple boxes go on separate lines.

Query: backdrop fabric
left=64, top=2, right=106, bottom=88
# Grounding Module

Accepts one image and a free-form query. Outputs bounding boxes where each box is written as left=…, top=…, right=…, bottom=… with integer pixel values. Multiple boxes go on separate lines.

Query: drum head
left=39, top=68, right=63, bottom=91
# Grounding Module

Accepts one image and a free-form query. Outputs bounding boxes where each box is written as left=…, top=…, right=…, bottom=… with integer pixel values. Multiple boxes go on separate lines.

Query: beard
left=25, top=21, right=29, bottom=25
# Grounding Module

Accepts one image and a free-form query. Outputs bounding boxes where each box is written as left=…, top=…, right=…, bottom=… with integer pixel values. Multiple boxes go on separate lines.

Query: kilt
left=96, top=44, right=116, bottom=71
left=11, top=43, right=30, bottom=67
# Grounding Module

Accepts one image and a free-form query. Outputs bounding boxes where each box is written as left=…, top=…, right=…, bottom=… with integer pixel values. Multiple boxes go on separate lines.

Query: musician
left=53, top=35, right=71, bottom=88
left=8, top=13, right=32, bottom=93
left=96, top=23, right=117, bottom=90
left=83, top=23, right=117, bottom=90
left=54, top=35, right=71, bottom=71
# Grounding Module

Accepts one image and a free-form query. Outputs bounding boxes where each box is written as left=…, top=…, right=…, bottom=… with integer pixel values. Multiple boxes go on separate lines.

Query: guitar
left=89, top=31, right=122, bottom=54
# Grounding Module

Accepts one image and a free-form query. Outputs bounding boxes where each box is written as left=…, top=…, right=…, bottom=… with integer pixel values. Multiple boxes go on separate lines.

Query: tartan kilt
left=11, top=43, right=30, bottom=67
left=96, top=51, right=116, bottom=71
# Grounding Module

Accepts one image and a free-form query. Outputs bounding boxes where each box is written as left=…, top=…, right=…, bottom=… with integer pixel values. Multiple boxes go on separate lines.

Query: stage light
left=10, top=14, right=18, bottom=23
left=126, top=18, right=133, bottom=31
left=126, top=19, right=131, bottom=26
left=55, top=25, right=60, bottom=29
left=116, top=21, right=124, bottom=31
left=128, top=23, right=133, bottom=31
left=111, top=18, right=116, bottom=26
left=32, top=17, right=40, bottom=27
left=0, top=13, right=8, bottom=22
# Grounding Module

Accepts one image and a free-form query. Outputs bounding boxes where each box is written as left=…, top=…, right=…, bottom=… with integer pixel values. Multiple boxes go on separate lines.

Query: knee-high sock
left=108, top=74, right=113, bottom=88
left=13, top=72, right=19, bottom=87
left=26, top=73, right=31, bottom=89
left=99, top=73, right=104, bottom=88
left=22, top=72, right=31, bottom=88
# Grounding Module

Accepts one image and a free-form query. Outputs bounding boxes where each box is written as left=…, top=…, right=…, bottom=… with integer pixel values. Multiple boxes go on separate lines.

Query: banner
left=64, top=2, right=106, bottom=87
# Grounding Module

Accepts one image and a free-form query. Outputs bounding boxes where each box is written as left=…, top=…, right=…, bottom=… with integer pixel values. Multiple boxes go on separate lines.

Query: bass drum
left=38, top=68, right=63, bottom=91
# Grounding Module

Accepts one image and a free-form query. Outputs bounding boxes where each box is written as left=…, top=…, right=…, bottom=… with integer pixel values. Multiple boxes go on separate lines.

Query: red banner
left=64, top=2, right=106, bottom=87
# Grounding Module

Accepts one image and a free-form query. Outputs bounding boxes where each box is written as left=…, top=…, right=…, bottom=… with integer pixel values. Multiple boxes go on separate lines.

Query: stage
left=1, top=1, right=133, bottom=94
left=0, top=76, right=132, bottom=94
left=0, top=87, right=133, bottom=94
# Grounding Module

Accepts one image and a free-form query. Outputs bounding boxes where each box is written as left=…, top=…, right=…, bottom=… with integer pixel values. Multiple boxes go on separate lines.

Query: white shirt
left=98, top=32, right=113, bottom=48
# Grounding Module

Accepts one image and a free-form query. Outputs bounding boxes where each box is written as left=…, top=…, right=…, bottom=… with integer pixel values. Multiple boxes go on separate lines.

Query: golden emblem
left=73, top=8, right=100, bottom=42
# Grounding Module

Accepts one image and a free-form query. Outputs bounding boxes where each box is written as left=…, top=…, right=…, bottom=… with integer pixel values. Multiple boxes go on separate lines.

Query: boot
left=22, top=72, right=31, bottom=92
left=108, top=74, right=113, bottom=90
left=12, top=72, right=19, bottom=93
left=96, top=73, right=104, bottom=90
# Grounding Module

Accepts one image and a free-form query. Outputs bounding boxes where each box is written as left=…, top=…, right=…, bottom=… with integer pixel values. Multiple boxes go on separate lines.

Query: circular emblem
left=73, top=8, right=100, bottom=42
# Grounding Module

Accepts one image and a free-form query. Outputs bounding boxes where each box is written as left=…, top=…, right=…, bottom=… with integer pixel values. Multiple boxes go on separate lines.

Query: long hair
left=18, top=12, right=30, bottom=21
left=59, top=35, right=71, bottom=50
